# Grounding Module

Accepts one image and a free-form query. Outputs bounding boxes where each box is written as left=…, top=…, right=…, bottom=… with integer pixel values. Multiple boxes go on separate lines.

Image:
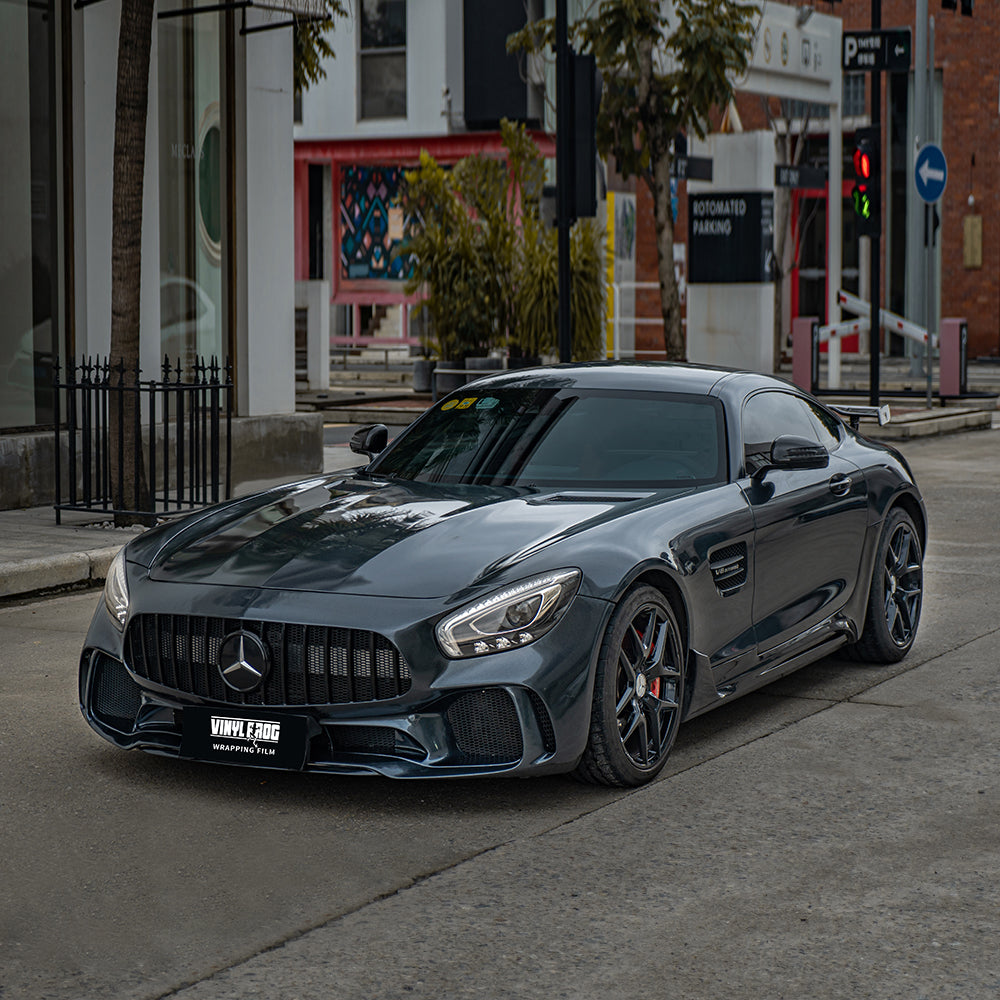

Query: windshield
left=368, top=386, right=727, bottom=489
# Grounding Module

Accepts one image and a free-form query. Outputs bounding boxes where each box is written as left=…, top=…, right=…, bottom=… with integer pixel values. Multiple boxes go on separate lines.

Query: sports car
left=79, top=363, right=926, bottom=787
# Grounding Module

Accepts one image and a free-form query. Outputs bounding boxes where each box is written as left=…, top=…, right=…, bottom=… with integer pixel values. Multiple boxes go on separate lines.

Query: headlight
left=104, top=548, right=130, bottom=631
left=435, top=569, right=581, bottom=658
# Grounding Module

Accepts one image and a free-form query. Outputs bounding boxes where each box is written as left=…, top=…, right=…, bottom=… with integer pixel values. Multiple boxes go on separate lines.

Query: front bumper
left=79, top=584, right=610, bottom=779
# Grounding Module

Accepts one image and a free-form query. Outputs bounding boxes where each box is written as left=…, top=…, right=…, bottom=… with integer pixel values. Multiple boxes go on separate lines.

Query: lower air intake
left=327, top=725, right=397, bottom=756
left=91, top=653, right=142, bottom=733
left=445, top=689, right=524, bottom=765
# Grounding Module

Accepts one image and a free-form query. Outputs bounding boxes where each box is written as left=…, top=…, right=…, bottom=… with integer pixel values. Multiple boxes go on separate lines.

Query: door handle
left=829, top=473, right=852, bottom=496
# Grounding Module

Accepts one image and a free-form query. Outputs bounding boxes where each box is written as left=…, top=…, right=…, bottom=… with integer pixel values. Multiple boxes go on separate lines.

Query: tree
left=510, top=0, right=759, bottom=361
left=108, top=2, right=345, bottom=525
left=294, top=3, right=349, bottom=95
left=399, top=120, right=604, bottom=362
left=109, top=0, right=155, bottom=523
left=763, top=97, right=820, bottom=371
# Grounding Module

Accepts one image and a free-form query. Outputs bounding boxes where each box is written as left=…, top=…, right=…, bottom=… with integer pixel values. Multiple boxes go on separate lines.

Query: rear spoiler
left=829, top=404, right=892, bottom=430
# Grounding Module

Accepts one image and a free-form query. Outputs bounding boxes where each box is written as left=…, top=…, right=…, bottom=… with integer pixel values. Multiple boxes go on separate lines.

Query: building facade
left=627, top=0, right=997, bottom=363
left=1, top=0, right=315, bottom=508
left=293, top=0, right=552, bottom=342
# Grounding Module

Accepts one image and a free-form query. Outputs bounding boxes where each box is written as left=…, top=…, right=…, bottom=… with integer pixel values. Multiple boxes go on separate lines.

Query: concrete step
left=865, top=407, right=994, bottom=440
left=316, top=402, right=429, bottom=426
left=327, top=368, right=414, bottom=385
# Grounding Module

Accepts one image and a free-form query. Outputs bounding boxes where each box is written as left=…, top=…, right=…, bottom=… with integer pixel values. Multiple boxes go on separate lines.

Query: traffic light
left=851, top=127, right=881, bottom=237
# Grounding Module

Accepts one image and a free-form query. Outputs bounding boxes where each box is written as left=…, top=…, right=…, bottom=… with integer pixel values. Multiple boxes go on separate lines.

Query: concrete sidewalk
left=0, top=508, right=142, bottom=599
left=0, top=444, right=364, bottom=601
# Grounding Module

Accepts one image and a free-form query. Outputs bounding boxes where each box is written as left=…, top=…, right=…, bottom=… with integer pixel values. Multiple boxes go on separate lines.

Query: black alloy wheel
left=575, top=585, right=685, bottom=787
left=848, top=507, right=923, bottom=663
left=882, top=519, right=923, bottom=648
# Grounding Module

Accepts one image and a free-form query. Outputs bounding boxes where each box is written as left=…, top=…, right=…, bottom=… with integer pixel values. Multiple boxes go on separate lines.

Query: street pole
left=926, top=16, right=936, bottom=408
left=910, top=0, right=927, bottom=379
left=869, top=0, right=881, bottom=408
left=555, top=0, right=573, bottom=363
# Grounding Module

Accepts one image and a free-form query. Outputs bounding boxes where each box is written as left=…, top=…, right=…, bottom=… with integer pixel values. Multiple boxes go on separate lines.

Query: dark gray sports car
left=80, top=363, right=925, bottom=786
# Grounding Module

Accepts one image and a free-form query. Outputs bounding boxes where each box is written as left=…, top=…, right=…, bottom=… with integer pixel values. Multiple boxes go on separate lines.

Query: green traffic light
left=852, top=185, right=872, bottom=220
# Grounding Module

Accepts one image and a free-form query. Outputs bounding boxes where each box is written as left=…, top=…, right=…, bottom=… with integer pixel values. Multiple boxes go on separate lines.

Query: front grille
left=124, top=615, right=411, bottom=707
left=445, top=689, right=524, bottom=765
left=709, top=542, right=748, bottom=596
left=91, top=653, right=142, bottom=732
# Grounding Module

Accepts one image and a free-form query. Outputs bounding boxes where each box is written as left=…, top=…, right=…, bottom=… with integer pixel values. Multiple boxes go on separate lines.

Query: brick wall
left=643, top=1, right=1000, bottom=359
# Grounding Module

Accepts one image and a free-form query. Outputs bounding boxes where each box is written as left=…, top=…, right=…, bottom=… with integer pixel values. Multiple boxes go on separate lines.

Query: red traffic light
left=853, top=147, right=872, bottom=180
left=851, top=128, right=880, bottom=235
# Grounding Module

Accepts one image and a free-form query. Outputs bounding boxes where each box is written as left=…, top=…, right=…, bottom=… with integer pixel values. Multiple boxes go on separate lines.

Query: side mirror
left=349, top=423, right=389, bottom=460
left=751, top=435, right=829, bottom=481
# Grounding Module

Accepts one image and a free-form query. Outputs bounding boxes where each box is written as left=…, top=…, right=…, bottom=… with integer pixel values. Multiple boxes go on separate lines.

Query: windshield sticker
left=476, top=397, right=499, bottom=410
left=455, top=397, right=478, bottom=410
left=440, top=399, right=459, bottom=411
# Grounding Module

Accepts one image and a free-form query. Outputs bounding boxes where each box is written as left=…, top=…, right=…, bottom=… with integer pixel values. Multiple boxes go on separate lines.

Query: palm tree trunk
left=109, top=0, right=155, bottom=525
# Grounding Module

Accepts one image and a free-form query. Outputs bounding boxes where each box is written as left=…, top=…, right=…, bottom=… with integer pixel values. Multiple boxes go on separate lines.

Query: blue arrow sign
left=914, top=143, right=947, bottom=204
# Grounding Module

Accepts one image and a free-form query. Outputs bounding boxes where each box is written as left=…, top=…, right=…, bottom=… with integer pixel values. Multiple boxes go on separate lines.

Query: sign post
left=841, top=7, right=914, bottom=407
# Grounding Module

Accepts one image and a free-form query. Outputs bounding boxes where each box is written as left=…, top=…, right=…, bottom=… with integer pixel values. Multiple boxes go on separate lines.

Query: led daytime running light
left=436, top=569, right=580, bottom=659
left=103, top=549, right=130, bottom=631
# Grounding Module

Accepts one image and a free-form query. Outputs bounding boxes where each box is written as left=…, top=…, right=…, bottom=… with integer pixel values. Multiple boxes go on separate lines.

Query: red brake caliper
left=636, top=626, right=661, bottom=698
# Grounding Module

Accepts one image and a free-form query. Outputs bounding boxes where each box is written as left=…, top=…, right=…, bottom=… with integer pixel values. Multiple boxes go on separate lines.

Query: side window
left=804, top=399, right=843, bottom=450
left=742, top=391, right=821, bottom=475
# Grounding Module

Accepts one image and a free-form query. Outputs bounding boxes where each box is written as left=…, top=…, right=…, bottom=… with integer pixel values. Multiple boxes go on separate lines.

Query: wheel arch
left=888, top=490, right=927, bottom=553
left=614, top=566, right=697, bottom=716
left=610, top=565, right=690, bottom=650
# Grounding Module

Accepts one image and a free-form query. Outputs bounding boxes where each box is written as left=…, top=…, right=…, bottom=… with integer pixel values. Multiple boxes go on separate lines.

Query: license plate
left=180, top=707, right=310, bottom=770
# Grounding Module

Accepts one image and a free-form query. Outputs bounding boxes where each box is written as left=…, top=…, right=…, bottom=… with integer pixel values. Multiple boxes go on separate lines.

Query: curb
left=0, top=545, right=123, bottom=600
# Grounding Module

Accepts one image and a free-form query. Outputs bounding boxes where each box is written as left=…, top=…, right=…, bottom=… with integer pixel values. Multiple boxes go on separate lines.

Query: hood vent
left=540, top=492, right=650, bottom=505
left=709, top=542, right=747, bottom=596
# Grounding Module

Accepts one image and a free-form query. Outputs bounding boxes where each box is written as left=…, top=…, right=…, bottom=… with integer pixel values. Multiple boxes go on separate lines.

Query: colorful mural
left=339, top=164, right=414, bottom=282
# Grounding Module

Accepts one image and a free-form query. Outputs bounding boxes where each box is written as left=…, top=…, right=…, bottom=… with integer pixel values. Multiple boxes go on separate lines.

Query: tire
left=574, top=585, right=685, bottom=787
left=848, top=507, right=923, bottom=663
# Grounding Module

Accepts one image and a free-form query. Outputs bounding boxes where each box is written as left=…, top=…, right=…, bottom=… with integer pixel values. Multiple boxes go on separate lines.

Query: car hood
left=140, top=474, right=686, bottom=599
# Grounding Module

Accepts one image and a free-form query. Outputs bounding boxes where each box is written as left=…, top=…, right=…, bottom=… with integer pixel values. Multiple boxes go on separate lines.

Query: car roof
left=461, top=361, right=791, bottom=398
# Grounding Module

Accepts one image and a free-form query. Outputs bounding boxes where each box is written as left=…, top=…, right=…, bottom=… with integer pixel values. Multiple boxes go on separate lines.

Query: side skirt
left=684, top=618, right=856, bottom=720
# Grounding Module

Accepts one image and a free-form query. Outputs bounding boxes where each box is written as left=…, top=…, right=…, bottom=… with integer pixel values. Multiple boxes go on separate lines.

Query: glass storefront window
left=158, top=7, right=228, bottom=371
left=0, top=0, right=59, bottom=429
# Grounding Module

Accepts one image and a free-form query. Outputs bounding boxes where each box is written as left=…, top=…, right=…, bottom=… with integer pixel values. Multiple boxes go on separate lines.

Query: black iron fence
left=53, top=357, right=233, bottom=523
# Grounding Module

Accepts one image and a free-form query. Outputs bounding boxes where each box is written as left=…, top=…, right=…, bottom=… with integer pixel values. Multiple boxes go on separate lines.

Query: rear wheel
left=575, top=586, right=685, bottom=787
left=848, top=507, right=923, bottom=663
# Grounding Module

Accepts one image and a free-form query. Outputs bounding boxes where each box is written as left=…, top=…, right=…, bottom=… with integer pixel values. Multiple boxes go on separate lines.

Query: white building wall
left=295, top=0, right=461, bottom=140
left=73, top=6, right=294, bottom=417
left=237, top=15, right=295, bottom=416
left=75, top=0, right=118, bottom=361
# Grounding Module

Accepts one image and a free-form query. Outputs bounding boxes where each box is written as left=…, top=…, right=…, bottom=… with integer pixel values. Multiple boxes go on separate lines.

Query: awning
left=74, top=0, right=330, bottom=34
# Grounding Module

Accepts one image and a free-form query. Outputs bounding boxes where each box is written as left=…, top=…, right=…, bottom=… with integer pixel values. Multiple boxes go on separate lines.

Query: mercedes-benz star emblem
left=218, top=631, right=271, bottom=693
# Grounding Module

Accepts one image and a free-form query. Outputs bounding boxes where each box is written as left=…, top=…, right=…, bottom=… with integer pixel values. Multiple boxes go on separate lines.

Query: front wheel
left=848, top=507, right=923, bottom=663
left=574, top=586, right=685, bottom=787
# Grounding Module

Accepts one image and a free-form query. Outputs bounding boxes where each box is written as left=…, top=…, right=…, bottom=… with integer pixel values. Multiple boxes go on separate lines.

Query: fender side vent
left=709, top=542, right=748, bottom=596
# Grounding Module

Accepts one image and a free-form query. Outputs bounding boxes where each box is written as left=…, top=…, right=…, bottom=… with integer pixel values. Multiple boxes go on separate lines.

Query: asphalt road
left=1, top=427, right=998, bottom=999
